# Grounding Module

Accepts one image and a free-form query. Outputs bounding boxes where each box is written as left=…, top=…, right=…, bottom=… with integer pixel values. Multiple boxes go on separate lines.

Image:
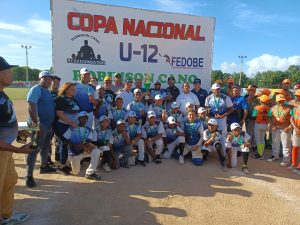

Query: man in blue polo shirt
left=26, top=71, right=56, bottom=187
left=74, top=68, right=99, bottom=128
left=191, top=78, right=208, bottom=107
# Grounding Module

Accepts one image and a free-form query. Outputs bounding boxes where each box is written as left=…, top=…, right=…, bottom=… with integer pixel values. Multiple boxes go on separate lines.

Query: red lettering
left=147, top=21, right=163, bottom=38
left=67, top=12, right=80, bottom=30
left=163, top=23, right=174, bottom=39
left=194, top=26, right=205, bottom=41
left=93, top=15, right=106, bottom=32
left=184, top=25, right=195, bottom=40
left=123, top=18, right=135, bottom=35
left=80, top=13, right=93, bottom=32
left=173, top=23, right=186, bottom=40
left=134, top=20, right=146, bottom=37
left=104, top=17, right=118, bottom=34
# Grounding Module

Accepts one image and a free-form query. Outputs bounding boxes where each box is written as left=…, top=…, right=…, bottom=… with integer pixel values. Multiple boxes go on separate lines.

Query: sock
left=179, top=143, right=184, bottom=156
left=257, top=144, right=263, bottom=156
left=242, top=152, right=249, bottom=166
left=292, top=146, right=299, bottom=167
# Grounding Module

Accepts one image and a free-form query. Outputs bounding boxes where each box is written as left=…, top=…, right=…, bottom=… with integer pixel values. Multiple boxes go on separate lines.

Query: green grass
left=5, top=88, right=30, bottom=100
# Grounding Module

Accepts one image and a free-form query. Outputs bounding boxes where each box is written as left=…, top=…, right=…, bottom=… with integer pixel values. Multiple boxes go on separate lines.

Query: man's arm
left=0, top=141, right=34, bottom=154
left=28, top=102, right=39, bottom=124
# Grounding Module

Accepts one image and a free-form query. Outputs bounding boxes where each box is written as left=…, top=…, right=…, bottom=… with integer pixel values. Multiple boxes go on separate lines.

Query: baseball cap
left=96, top=84, right=105, bottom=90
left=125, top=79, right=133, bottom=84
left=168, top=77, right=175, bottom=81
left=282, top=79, right=291, bottom=84
left=276, top=94, right=286, bottom=102
left=208, top=118, right=218, bottom=126
left=114, top=73, right=121, bottom=78
left=115, top=95, right=123, bottom=101
left=116, top=119, right=126, bottom=126
left=154, top=80, right=161, bottom=84
left=167, top=116, right=176, bottom=124
left=185, top=102, right=193, bottom=108
left=198, top=107, right=206, bottom=114
left=127, top=111, right=137, bottom=118
left=78, top=111, right=89, bottom=118
left=232, top=84, right=241, bottom=89
left=211, top=83, right=221, bottom=90
left=39, top=70, right=52, bottom=79
left=147, top=111, right=156, bottom=118
left=259, top=94, right=269, bottom=103
left=155, top=94, right=163, bottom=100
left=0, top=57, right=18, bottom=72
left=294, top=90, right=300, bottom=97
left=104, top=76, right=112, bottom=81
left=275, top=89, right=285, bottom=94
left=171, top=102, right=179, bottom=109
left=247, top=85, right=255, bottom=90
left=230, top=122, right=241, bottom=131
left=261, top=89, right=271, bottom=96
left=80, top=68, right=89, bottom=75
left=52, top=75, right=61, bottom=81
left=134, top=88, right=142, bottom=93
left=193, top=78, right=201, bottom=84
left=99, top=115, right=109, bottom=122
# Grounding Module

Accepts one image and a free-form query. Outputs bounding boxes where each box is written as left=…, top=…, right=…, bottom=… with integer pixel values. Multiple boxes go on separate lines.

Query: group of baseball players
left=1, top=56, right=300, bottom=224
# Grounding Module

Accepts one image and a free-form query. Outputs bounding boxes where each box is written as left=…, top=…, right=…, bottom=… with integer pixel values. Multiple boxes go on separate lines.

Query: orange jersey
left=270, top=105, right=291, bottom=127
left=283, top=90, right=293, bottom=101
left=289, top=100, right=300, bottom=108
left=292, top=106, right=300, bottom=128
left=255, top=105, right=270, bottom=124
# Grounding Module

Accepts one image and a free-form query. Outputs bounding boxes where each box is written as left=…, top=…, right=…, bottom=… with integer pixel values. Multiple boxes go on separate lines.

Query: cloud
left=27, top=19, right=51, bottom=35
left=154, top=0, right=207, bottom=14
left=245, top=54, right=300, bottom=75
left=220, top=62, right=239, bottom=74
left=232, top=3, right=299, bottom=30
left=0, top=21, right=28, bottom=33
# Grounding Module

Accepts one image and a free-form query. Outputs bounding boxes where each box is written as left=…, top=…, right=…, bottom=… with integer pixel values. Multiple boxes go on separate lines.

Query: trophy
left=17, top=123, right=39, bottom=149
left=144, top=67, right=151, bottom=100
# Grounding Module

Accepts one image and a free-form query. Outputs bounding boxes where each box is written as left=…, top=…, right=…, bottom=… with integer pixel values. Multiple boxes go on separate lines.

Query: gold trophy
left=144, top=67, right=151, bottom=100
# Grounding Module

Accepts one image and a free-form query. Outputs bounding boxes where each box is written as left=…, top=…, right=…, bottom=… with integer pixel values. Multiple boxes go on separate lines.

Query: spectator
left=191, top=78, right=208, bottom=107
left=176, top=82, right=200, bottom=113
left=112, top=73, right=124, bottom=93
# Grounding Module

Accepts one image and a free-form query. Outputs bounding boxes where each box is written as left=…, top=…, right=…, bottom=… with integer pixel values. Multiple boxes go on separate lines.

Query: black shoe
left=155, top=155, right=162, bottom=164
left=137, top=160, right=146, bottom=167
left=56, top=165, right=71, bottom=176
left=47, top=157, right=55, bottom=167
left=25, top=175, right=36, bottom=188
left=144, top=153, right=150, bottom=163
left=85, top=173, right=101, bottom=181
left=40, top=165, right=56, bottom=174
left=120, top=164, right=130, bottom=168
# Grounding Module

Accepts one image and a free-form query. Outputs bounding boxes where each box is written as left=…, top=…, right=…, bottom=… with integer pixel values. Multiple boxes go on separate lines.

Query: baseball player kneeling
left=163, top=116, right=185, bottom=164
left=225, top=123, right=251, bottom=174
left=142, top=111, right=165, bottom=164
left=126, top=111, right=146, bottom=166
left=181, top=110, right=204, bottom=166
left=63, top=111, right=102, bottom=180
left=202, top=119, right=227, bottom=171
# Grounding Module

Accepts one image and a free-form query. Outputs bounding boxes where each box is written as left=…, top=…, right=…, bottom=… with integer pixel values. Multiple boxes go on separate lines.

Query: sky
left=0, top=0, right=299, bottom=77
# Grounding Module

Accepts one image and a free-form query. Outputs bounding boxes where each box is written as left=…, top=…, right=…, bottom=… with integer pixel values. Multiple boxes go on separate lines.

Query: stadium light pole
left=238, top=55, right=247, bottom=86
left=21, top=45, right=31, bottom=82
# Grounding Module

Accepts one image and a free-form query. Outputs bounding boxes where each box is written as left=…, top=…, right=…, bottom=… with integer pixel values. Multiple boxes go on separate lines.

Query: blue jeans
left=53, top=122, right=70, bottom=165
left=113, top=145, right=132, bottom=167
left=26, top=124, right=52, bottom=176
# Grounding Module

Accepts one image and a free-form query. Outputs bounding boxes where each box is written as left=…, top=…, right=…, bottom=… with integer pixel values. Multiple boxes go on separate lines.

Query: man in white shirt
left=176, top=82, right=200, bottom=113
left=117, top=79, right=134, bottom=108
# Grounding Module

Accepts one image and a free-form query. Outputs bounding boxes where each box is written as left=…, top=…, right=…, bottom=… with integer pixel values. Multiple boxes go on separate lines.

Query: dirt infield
left=12, top=101, right=300, bottom=225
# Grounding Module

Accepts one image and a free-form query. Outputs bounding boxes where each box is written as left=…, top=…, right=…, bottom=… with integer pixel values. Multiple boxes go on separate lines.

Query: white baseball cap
left=208, top=119, right=218, bottom=126
left=134, top=88, right=142, bottom=93
left=167, top=116, right=176, bottom=124
left=127, top=111, right=137, bottom=118
left=80, top=68, right=90, bottom=75
left=116, top=119, right=126, bottom=125
left=171, top=102, right=179, bottom=109
left=185, top=102, right=193, bottom=108
left=96, top=84, right=105, bottom=90
left=115, top=95, right=123, bottom=101
left=78, top=111, right=89, bottom=118
left=39, top=70, right=52, bottom=79
left=230, top=122, right=241, bottom=130
left=211, top=83, right=221, bottom=90
left=147, top=111, right=156, bottom=118
left=155, top=94, right=163, bottom=100
left=198, top=107, right=206, bottom=114
left=99, top=115, right=109, bottom=122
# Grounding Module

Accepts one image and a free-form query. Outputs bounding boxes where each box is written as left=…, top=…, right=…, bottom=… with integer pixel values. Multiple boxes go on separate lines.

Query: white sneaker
left=242, top=166, right=249, bottom=174
left=102, top=163, right=111, bottom=172
left=2, top=212, right=30, bottom=225
left=179, top=156, right=184, bottom=165
left=292, top=168, right=300, bottom=175
left=280, top=162, right=289, bottom=167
